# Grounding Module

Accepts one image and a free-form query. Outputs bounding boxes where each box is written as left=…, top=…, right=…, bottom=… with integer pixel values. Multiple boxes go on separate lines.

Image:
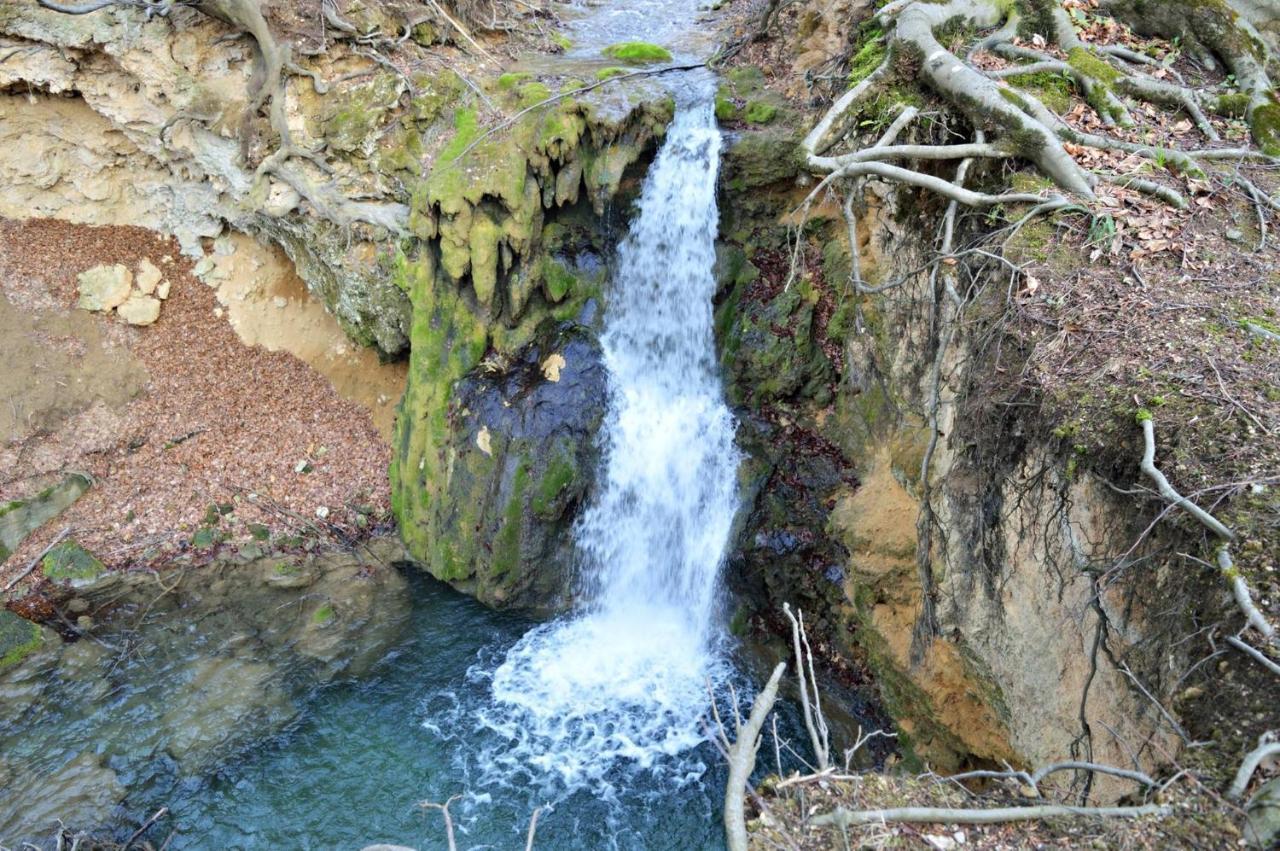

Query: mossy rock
left=744, top=101, right=778, bottom=124
left=322, top=73, right=403, bottom=154
left=601, top=41, right=672, bottom=64
left=41, top=540, right=106, bottom=585
left=0, top=473, right=92, bottom=559
left=0, top=609, right=43, bottom=671
left=722, top=128, right=805, bottom=191
left=397, top=322, right=607, bottom=610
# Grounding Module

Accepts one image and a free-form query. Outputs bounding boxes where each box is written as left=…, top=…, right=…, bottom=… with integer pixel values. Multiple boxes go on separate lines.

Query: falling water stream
left=471, top=74, right=740, bottom=795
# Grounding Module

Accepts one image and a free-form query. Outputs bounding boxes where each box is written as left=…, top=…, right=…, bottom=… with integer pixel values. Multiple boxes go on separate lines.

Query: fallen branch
left=525, top=805, right=543, bottom=851
left=1225, top=634, right=1280, bottom=677
left=123, top=806, right=169, bottom=850
left=783, top=603, right=830, bottom=769
left=419, top=795, right=462, bottom=851
left=2, top=526, right=72, bottom=592
left=812, top=803, right=1167, bottom=828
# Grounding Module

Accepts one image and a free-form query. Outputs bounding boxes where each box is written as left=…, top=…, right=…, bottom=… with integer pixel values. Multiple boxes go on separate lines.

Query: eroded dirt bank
left=0, top=217, right=401, bottom=588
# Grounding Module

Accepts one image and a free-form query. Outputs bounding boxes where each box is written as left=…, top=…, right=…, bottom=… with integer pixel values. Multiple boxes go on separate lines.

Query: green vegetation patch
left=0, top=609, right=43, bottom=671
left=312, top=602, right=335, bottom=625
left=42, top=540, right=105, bottom=583
left=744, top=101, right=778, bottom=124
left=601, top=41, right=672, bottom=64
left=849, top=27, right=887, bottom=84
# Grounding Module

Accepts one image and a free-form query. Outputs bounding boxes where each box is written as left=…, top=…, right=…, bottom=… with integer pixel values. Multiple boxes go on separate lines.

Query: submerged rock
left=0, top=752, right=124, bottom=842
left=160, top=655, right=297, bottom=772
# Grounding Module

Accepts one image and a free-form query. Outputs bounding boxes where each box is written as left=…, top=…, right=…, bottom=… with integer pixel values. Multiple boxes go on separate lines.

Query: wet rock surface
left=430, top=325, right=608, bottom=609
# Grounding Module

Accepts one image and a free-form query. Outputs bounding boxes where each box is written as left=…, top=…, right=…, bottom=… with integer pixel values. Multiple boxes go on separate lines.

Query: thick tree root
left=1229, top=735, right=1280, bottom=799
left=803, top=0, right=1279, bottom=218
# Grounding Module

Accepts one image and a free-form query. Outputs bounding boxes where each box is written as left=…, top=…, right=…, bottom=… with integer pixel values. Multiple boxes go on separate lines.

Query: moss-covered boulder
left=403, top=324, right=606, bottom=609
left=0, top=609, right=43, bottom=672
left=717, top=275, right=835, bottom=408
left=41, top=540, right=105, bottom=586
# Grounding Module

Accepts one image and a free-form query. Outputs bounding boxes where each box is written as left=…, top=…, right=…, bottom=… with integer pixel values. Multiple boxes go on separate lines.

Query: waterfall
left=465, top=79, right=741, bottom=798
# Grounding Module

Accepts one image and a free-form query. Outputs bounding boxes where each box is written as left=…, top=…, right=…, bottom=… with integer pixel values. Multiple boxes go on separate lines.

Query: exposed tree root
left=1138, top=415, right=1277, bottom=648
left=35, top=0, right=409, bottom=232
left=802, top=0, right=1279, bottom=218
left=1229, top=734, right=1280, bottom=799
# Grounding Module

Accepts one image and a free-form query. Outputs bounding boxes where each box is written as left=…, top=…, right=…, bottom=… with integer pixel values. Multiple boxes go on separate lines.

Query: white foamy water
left=452, top=80, right=741, bottom=799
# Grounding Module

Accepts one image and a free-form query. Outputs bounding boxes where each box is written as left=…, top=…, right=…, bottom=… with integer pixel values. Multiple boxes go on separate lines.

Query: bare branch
left=812, top=803, right=1168, bottom=827
left=724, top=662, right=786, bottom=851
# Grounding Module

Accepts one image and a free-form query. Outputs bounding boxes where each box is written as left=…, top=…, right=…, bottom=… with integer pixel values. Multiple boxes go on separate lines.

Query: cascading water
left=457, top=75, right=742, bottom=801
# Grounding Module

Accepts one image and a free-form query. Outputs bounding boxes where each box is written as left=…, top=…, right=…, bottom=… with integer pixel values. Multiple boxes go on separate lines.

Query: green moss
left=601, top=41, right=672, bottom=64
left=532, top=452, right=577, bottom=518
left=409, top=69, right=465, bottom=125
left=1248, top=101, right=1280, bottom=156
left=468, top=212, right=502, bottom=308
left=516, top=81, right=553, bottom=108
left=715, top=94, right=739, bottom=122
left=312, top=602, right=335, bottom=624
left=0, top=610, right=43, bottom=671
left=744, top=101, right=778, bottom=124
left=1135, top=407, right=1154, bottom=423
left=849, top=28, right=887, bottom=84
left=1004, top=70, right=1073, bottom=113
left=541, top=256, right=578, bottom=302
left=275, top=561, right=301, bottom=576
left=595, top=66, right=630, bottom=80
left=42, top=540, right=105, bottom=583
left=491, top=460, right=528, bottom=581
left=323, top=73, right=402, bottom=153
left=1214, top=92, right=1250, bottom=117
left=497, top=72, right=532, bottom=90
left=1066, top=46, right=1121, bottom=85
left=437, top=106, right=481, bottom=165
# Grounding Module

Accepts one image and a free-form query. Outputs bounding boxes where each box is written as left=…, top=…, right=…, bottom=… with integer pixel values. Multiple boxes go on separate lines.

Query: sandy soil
left=0, top=218, right=405, bottom=591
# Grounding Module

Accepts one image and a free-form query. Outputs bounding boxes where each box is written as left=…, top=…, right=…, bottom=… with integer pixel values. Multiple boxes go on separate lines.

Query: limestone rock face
left=719, top=158, right=1192, bottom=801
left=75, top=264, right=132, bottom=311
left=117, top=293, right=162, bottom=325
